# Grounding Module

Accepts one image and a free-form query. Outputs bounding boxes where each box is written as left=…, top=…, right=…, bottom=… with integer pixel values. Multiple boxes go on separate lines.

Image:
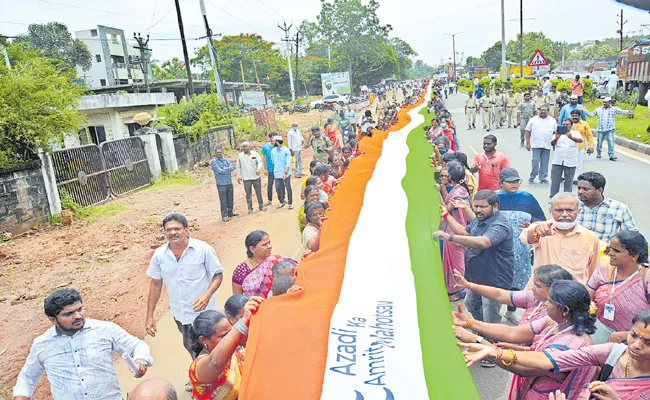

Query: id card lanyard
left=523, top=301, right=547, bottom=324
left=533, top=324, right=575, bottom=351
left=604, top=266, right=641, bottom=321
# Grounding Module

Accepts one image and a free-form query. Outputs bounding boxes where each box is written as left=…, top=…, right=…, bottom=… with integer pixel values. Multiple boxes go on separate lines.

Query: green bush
left=232, top=116, right=267, bottom=143
left=155, top=93, right=232, bottom=140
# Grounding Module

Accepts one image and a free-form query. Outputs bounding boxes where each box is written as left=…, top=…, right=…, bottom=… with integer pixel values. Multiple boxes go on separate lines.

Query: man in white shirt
left=605, top=70, right=619, bottom=95
left=145, top=213, right=224, bottom=361
left=236, top=141, right=266, bottom=214
left=525, top=105, right=557, bottom=184
left=13, top=288, right=152, bottom=400
left=550, top=117, right=583, bottom=197
left=287, top=122, right=303, bottom=178
left=345, top=106, right=357, bottom=131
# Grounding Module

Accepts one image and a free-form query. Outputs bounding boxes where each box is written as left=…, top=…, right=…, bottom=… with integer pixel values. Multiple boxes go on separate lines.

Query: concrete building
left=75, top=25, right=153, bottom=89
left=64, top=92, right=176, bottom=148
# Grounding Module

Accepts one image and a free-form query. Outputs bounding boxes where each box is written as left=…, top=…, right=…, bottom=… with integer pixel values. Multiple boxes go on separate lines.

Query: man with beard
left=471, top=134, right=510, bottom=191
left=520, top=192, right=600, bottom=285
left=581, top=96, right=633, bottom=161
left=145, top=213, right=224, bottom=385
left=576, top=171, right=637, bottom=242
left=525, top=105, right=557, bottom=184
left=433, top=190, right=514, bottom=367
left=557, top=94, right=586, bottom=127
left=13, top=288, right=153, bottom=399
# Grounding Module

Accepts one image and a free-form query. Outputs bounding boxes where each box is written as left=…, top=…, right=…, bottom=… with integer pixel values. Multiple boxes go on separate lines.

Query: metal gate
left=51, top=137, right=151, bottom=207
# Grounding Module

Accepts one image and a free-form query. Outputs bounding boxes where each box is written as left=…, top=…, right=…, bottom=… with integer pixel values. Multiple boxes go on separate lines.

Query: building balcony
left=108, top=41, right=125, bottom=56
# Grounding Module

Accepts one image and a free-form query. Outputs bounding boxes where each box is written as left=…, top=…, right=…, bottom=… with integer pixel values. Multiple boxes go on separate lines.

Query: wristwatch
left=476, top=336, right=484, bottom=344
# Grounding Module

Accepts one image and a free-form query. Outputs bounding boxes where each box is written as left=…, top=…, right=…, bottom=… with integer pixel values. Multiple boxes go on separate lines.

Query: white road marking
left=469, top=144, right=479, bottom=156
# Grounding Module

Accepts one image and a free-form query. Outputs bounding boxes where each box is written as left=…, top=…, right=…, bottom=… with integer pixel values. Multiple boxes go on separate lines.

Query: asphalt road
left=444, top=89, right=649, bottom=399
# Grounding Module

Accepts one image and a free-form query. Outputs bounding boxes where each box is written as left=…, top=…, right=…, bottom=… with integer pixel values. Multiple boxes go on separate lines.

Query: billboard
left=473, top=67, right=488, bottom=78
left=321, top=72, right=351, bottom=96
left=241, top=91, right=267, bottom=107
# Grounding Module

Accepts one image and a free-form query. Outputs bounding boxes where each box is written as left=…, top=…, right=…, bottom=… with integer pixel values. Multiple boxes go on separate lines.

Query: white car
left=310, top=94, right=350, bottom=108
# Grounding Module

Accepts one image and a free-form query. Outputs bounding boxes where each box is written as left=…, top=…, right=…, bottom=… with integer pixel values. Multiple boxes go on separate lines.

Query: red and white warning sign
left=528, top=49, right=549, bottom=67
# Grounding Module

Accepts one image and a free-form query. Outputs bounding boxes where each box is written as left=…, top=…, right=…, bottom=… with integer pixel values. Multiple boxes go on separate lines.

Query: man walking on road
left=211, top=147, right=237, bottom=222
left=576, top=171, right=637, bottom=242
left=14, top=288, right=153, bottom=400
left=571, top=75, right=585, bottom=104
left=305, top=126, right=333, bottom=164
left=515, top=87, right=524, bottom=104
left=558, top=95, right=586, bottom=126
left=287, top=122, right=303, bottom=177
left=493, top=89, right=505, bottom=128
left=549, top=117, right=583, bottom=197
left=471, top=134, right=510, bottom=191
left=545, top=85, right=560, bottom=119
left=570, top=110, right=595, bottom=182
left=541, top=76, right=551, bottom=95
left=505, top=90, right=518, bottom=128
left=533, top=89, right=546, bottom=111
left=236, top=141, right=266, bottom=215
left=465, top=91, right=478, bottom=130
left=517, top=92, right=536, bottom=147
left=146, top=213, right=224, bottom=369
left=556, top=88, right=569, bottom=114
left=261, top=133, right=275, bottom=206
left=581, top=96, right=633, bottom=161
left=271, top=135, right=293, bottom=209
left=480, top=91, right=494, bottom=131
left=525, top=105, right=557, bottom=184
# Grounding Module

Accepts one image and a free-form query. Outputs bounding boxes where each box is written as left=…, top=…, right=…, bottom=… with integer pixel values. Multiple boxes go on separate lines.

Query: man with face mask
left=13, top=288, right=154, bottom=400
left=433, top=190, right=514, bottom=365
left=520, top=192, right=600, bottom=285
left=581, top=96, right=633, bottom=161
left=525, top=105, right=557, bottom=184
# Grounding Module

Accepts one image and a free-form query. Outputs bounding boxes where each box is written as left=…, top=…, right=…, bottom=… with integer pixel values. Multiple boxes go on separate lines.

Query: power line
left=146, top=1, right=175, bottom=31
left=206, top=0, right=259, bottom=30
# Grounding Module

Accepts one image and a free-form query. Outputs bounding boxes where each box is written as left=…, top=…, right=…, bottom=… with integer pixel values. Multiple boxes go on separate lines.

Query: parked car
left=309, top=94, right=350, bottom=108
left=594, top=76, right=623, bottom=98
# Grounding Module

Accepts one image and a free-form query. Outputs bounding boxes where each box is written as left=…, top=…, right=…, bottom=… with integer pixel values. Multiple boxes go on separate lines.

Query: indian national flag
left=240, top=82, right=480, bottom=399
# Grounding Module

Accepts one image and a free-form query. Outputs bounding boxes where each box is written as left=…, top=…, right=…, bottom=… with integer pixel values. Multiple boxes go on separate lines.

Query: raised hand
left=452, top=269, right=471, bottom=289
left=452, top=303, right=469, bottom=326
left=457, top=342, right=495, bottom=367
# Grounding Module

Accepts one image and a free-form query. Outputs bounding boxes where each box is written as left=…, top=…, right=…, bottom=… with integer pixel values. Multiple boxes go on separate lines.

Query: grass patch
left=82, top=204, right=127, bottom=223
left=583, top=101, right=650, bottom=144
left=148, top=172, right=200, bottom=189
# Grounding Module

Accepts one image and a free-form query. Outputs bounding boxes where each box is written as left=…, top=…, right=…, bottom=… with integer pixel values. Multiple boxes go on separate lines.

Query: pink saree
left=508, top=323, right=596, bottom=400
left=442, top=185, right=469, bottom=295
left=241, top=255, right=298, bottom=298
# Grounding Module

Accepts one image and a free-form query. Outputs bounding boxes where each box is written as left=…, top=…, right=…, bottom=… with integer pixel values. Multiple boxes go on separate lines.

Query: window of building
left=96, top=54, right=102, bottom=63
left=126, top=123, right=139, bottom=137
left=100, top=79, right=106, bottom=86
left=119, top=79, right=129, bottom=85
left=78, top=129, right=91, bottom=145
left=90, top=29, right=98, bottom=37
left=88, top=126, right=107, bottom=145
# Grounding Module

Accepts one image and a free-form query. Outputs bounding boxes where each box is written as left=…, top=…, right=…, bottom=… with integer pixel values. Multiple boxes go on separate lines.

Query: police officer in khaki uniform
left=493, top=88, right=505, bottom=128
left=465, top=91, right=478, bottom=130
left=545, top=85, right=560, bottom=119
left=533, top=89, right=546, bottom=113
left=480, top=91, right=494, bottom=131
left=505, top=90, right=518, bottom=128
left=517, top=92, right=536, bottom=146
left=515, top=87, right=525, bottom=104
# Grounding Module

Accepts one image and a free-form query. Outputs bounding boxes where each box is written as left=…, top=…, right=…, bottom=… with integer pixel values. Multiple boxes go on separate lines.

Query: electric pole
left=174, top=0, right=194, bottom=97
left=500, top=0, right=506, bottom=80
left=520, top=0, right=523, bottom=78
left=199, top=0, right=224, bottom=101
left=295, top=32, right=300, bottom=97
left=278, top=19, right=295, bottom=101
left=443, top=33, right=461, bottom=84
left=253, top=60, right=261, bottom=90
left=133, top=33, right=151, bottom=93
left=617, top=9, right=628, bottom=52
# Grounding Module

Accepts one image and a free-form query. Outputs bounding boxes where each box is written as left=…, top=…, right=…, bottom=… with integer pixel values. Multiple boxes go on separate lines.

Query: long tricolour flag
left=240, top=82, right=480, bottom=399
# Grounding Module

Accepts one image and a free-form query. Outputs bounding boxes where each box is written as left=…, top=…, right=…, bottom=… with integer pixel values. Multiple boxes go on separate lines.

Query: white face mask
left=552, top=218, right=578, bottom=230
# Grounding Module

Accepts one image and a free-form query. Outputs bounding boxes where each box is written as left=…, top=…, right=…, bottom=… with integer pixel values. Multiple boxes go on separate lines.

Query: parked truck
left=617, top=39, right=650, bottom=105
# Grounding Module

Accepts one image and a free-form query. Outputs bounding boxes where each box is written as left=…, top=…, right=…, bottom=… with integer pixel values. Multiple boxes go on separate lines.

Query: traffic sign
left=528, top=49, right=549, bottom=67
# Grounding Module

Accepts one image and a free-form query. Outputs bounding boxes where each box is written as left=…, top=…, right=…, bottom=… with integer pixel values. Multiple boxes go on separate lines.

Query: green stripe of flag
left=402, top=105, right=480, bottom=399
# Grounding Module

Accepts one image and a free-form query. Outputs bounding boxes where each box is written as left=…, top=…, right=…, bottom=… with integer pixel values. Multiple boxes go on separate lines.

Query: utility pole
left=295, top=32, right=300, bottom=97
left=520, top=0, right=523, bottom=78
left=2, top=47, right=10, bottom=70
left=240, top=59, right=246, bottom=91
left=278, top=19, right=295, bottom=101
left=443, top=33, right=462, bottom=85
left=617, top=9, right=628, bottom=52
left=500, top=0, right=506, bottom=80
left=199, top=0, right=224, bottom=101
left=174, top=0, right=194, bottom=97
left=133, top=33, right=151, bottom=93
left=253, top=60, right=261, bottom=90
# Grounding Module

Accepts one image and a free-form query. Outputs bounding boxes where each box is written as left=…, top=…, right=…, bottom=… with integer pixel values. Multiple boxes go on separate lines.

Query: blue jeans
left=293, top=150, right=302, bottom=176
left=465, top=289, right=502, bottom=323
left=530, top=148, right=550, bottom=182
left=597, top=130, right=615, bottom=157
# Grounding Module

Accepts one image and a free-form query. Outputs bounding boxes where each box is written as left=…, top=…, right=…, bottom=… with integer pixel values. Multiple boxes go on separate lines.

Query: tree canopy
left=15, top=22, right=92, bottom=72
left=152, top=57, right=187, bottom=81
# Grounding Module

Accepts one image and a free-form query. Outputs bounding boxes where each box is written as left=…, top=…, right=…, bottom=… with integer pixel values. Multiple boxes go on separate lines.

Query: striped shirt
left=577, top=197, right=637, bottom=242
left=584, top=106, right=629, bottom=132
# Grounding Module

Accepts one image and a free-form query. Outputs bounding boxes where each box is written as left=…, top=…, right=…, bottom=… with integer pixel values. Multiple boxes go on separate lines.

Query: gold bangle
left=502, top=349, right=516, bottom=366
left=465, top=318, right=474, bottom=329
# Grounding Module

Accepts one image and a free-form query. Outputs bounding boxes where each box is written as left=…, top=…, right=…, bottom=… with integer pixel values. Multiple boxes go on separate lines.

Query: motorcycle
left=290, top=104, right=310, bottom=114
left=277, top=103, right=291, bottom=114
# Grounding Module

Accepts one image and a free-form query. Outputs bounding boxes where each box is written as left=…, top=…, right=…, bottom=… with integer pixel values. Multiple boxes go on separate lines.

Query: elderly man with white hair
left=520, top=192, right=600, bottom=285
left=287, top=122, right=303, bottom=178
left=580, top=97, right=633, bottom=161
left=236, top=141, right=266, bottom=214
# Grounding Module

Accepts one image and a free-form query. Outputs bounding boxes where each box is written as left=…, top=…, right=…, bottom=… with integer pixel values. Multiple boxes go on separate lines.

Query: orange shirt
left=570, top=79, right=584, bottom=96
left=472, top=151, right=510, bottom=191
left=520, top=222, right=600, bottom=286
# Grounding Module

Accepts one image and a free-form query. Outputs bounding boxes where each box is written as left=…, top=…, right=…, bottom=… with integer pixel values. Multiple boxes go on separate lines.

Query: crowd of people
left=429, top=78, right=648, bottom=399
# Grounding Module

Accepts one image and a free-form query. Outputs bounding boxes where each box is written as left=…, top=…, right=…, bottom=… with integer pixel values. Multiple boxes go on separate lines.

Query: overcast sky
left=2, top=0, right=649, bottom=67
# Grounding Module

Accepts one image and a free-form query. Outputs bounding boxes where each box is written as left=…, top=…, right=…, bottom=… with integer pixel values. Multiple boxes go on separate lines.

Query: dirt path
left=0, top=147, right=311, bottom=399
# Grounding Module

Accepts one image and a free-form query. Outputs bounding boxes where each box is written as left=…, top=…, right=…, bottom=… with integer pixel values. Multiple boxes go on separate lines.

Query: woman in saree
left=231, top=230, right=297, bottom=298
left=300, top=160, right=321, bottom=199
left=439, top=162, right=471, bottom=301
left=461, top=310, right=650, bottom=400
left=454, top=280, right=597, bottom=400
left=302, top=201, right=325, bottom=253
left=452, top=151, right=478, bottom=202
left=452, top=264, right=574, bottom=327
left=298, top=185, right=321, bottom=233
left=587, top=230, right=650, bottom=344
left=188, top=297, right=262, bottom=400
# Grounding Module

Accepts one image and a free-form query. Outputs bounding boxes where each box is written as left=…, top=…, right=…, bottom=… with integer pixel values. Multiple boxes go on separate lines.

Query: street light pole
left=520, top=0, right=523, bottom=78
left=174, top=0, right=194, bottom=97
left=443, top=32, right=462, bottom=84
left=199, top=0, right=225, bottom=101
left=501, top=0, right=507, bottom=80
